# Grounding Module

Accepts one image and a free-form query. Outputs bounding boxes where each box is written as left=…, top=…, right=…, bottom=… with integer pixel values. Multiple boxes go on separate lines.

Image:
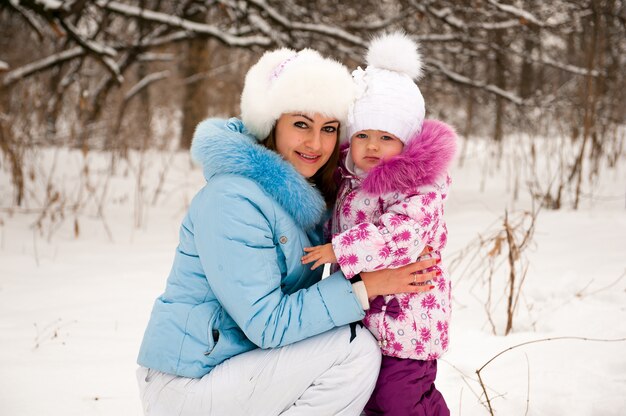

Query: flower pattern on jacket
left=331, top=171, right=452, bottom=361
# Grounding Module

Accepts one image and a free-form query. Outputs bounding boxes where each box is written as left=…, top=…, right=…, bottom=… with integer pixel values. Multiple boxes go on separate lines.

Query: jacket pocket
left=204, top=307, right=222, bottom=356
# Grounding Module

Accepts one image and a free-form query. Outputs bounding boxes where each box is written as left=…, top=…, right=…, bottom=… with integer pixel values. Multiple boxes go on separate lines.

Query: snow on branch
left=486, top=0, right=548, bottom=27
left=30, top=0, right=64, bottom=11
left=137, top=53, right=175, bottom=62
left=411, top=3, right=466, bottom=31
left=2, top=47, right=85, bottom=87
left=248, top=10, right=287, bottom=46
left=59, top=20, right=116, bottom=57
left=95, top=0, right=271, bottom=48
left=246, top=0, right=367, bottom=46
left=415, top=34, right=466, bottom=42
left=56, top=18, right=123, bottom=83
left=426, top=58, right=525, bottom=105
left=139, top=31, right=191, bottom=48
left=470, top=19, right=525, bottom=30
left=124, top=70, right=170, bottom=102
left=6, top=0, right=51, bottom=40
left=345, top=13, right=406, bottom=30
left=486, top=39, right=602, bottom=78
left=413, top=1, right=564, bottom=31
left=22, top=0, right=89, bottom=15
left=533, top=54, right=601, bottom=77
left=0, top=61, right=8, bottom=71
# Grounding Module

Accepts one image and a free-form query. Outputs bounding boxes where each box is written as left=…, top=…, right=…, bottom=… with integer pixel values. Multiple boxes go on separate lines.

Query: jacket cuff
left=316, top=272, right=365, bottom=325
left=351, top=281, right=370, bottom=310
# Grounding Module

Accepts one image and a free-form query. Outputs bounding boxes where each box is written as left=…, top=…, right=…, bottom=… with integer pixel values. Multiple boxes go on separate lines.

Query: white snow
left=31, top=0, right=63, bottom=11
left=0, top=137, right=625, bottom=415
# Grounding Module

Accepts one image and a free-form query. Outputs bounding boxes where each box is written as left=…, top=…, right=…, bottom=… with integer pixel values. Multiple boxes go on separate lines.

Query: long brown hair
left=261, top=128, right=340, bottom=209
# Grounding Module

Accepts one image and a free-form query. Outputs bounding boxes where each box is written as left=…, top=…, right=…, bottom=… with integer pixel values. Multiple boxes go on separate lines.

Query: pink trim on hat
left=270, top=53, right=300, bottom=81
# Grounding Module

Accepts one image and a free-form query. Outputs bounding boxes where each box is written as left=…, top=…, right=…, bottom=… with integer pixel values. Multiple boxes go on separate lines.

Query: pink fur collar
left=348, top=119, right=457, bottom=195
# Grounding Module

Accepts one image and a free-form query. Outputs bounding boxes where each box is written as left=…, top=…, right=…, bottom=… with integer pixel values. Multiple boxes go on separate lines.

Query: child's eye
left=355, top=133, right=368, bottom=139
left=294, top=121, right=308, bottom=129
left=381, top=135, right=395, bottom=141
left=322, top=126, right=337, bottom=133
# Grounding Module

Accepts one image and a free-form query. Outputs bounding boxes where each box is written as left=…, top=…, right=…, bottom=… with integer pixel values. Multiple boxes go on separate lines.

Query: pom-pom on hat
left=347, top=32, right=425, bottom=144
left=240, top=48, right=356, bottom=141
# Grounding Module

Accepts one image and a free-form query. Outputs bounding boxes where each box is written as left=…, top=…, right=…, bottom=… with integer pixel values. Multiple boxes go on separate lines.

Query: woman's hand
left=360, top=250, right=440, bottom=298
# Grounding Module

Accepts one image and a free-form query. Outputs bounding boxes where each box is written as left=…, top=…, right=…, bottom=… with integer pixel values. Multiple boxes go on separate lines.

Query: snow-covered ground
left=1, top=139, right=625, bottom=415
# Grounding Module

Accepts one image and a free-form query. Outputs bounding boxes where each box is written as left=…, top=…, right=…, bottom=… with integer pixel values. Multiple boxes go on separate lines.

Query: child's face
left=350, top=130, right=404, bottom=172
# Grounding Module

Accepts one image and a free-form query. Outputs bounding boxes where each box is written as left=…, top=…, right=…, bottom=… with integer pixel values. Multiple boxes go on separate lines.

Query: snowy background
left=2, top=1, right=624, bottom=414
left=1, top=137, right=624, bottom=416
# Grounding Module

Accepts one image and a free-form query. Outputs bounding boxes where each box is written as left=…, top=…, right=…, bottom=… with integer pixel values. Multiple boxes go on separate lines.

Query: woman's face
left=274, top=113, right=339, bottom=178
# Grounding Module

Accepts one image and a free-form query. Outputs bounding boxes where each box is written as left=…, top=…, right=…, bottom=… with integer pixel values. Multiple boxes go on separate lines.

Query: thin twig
left=578, top=269, right=626, bottom=298
left=478, top=335, right=626, bottom=373
left=476, top=370, right=495, bottom=415
left=476, top=336, right=626, bottom=415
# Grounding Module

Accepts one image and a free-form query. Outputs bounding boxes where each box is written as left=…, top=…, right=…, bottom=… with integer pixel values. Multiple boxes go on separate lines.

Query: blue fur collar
left=191, top=118, right=325, bottom=230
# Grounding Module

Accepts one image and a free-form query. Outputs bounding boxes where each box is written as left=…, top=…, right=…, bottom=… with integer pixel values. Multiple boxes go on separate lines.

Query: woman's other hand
left=360, top=255, right=440, bottom=298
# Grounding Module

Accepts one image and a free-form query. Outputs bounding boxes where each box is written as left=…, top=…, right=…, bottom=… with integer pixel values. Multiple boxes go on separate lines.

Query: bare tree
left=0, top=0, right=623, bottom=211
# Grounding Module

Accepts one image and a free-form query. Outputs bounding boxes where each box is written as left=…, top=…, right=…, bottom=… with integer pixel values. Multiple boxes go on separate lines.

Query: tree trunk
left=492, top=29, right=507, bottom=145
left=179, top=8, right=210, bottom=150
left=136, top=0, right=152, bottom=150
left=518, top=4, right=538, bottom=100
left=572, top=4, right=600, bottom=209
left=0, top=90, right=24, bottom=206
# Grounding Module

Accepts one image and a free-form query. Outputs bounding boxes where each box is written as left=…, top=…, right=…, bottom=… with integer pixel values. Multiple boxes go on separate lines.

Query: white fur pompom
left=366, top=32, right=423, bottom=80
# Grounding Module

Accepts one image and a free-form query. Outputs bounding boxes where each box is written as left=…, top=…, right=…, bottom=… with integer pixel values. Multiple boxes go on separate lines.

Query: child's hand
left=301, top=244, right=337, bottom=270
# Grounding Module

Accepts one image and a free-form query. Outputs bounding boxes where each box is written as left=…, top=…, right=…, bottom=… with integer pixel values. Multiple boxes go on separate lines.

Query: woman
left=136, top=47, right=439, bottom=415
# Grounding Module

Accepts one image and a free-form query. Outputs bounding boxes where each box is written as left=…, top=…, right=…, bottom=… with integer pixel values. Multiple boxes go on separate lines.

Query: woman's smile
left=295, top=151, right=322, bottom=163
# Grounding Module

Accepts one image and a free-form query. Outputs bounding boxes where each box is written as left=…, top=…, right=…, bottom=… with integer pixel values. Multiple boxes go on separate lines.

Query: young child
left=302, top=33, right=456, bottom=415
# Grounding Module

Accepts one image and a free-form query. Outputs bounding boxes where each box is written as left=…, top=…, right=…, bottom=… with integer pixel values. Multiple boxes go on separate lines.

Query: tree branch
left=426, top=58, right=526, bottom=105
left=486, top=0, right=548, bottom=27
left=478, top=335, right=626, bottom=373
left=96, top=0, right=271, bottom=47
left=245, top=0, right=367, bottom=46
left=5, top=0, right=51, bottom=41
left=56, top=17, right=123, bottom=83
left=2, top=47, right=85, bottom=87
left=124, top=70, right=170, bottom=101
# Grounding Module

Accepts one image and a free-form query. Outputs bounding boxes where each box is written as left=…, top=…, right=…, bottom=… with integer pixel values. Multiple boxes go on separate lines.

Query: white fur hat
left=346, top=32, right=425, bottom=144
left=240, top=48, right=356, bottom=141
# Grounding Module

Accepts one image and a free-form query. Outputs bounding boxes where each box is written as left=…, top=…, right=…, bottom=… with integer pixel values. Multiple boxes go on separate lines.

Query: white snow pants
left=136, top=325, right=381, bottom=416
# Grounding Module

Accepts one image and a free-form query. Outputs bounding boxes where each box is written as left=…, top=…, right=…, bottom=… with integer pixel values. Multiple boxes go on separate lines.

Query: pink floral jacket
left=330, top=119, right=457, bottom=360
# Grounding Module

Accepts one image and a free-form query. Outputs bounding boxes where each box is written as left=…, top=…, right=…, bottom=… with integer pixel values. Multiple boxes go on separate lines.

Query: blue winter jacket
left=137, top=118, right=365, bottom=378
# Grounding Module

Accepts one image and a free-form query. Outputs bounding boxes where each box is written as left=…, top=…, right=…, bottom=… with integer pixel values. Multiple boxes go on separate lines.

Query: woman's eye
left=323, top=126, right=337, bottom=133
left=294, top=121, right=308, bottom=129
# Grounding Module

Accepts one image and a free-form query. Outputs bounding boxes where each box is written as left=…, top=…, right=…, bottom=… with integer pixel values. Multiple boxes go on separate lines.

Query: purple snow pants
left=364, top=356, right=450, bottom=416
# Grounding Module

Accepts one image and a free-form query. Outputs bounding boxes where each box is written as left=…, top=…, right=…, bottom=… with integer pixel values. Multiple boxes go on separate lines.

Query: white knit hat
left=346, top=32, right=425, bottom=144
left=240, top=48, right=356, bottom=141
